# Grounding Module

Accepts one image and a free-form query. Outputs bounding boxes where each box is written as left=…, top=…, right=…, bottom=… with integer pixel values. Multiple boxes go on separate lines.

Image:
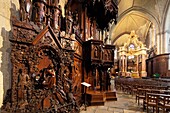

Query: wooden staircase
left=86, top=90, right=117, bottom=106
left=104, top=91, right=117, bottom=101
left=87, top=92, right=104, bottom=106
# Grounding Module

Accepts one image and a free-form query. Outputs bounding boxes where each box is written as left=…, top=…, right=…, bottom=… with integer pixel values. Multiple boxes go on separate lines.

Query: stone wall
left=0, top=0, right=19, bottom=107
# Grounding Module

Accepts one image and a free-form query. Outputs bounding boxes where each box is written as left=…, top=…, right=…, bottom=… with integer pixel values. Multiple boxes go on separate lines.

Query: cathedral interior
left=0, top=0, right=170, bottom=113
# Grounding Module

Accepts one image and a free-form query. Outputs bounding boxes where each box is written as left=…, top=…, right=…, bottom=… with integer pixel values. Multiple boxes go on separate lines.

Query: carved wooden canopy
left=86, top=0, right=118, bottom=30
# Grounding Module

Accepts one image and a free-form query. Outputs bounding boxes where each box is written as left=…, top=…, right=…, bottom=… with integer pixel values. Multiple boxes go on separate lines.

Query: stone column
left=141, top=54, right=147, bottom=77
left=119, top=57, right=121, bottom=73
left=160, top=34, right=163, bottom=54
left=149, top=25, right=155, bottom=48
left=125, top=56, right=127, bottom=72
left=151, top=25, right=156, bottom=47
left=122, top=55, right=125, bottom=72
left=156, top=34, right=160, bottom=54
left=136, top=55, right=138, bottom=72
left=163, top=32, right=170, bottom=53
left=149, top=28, right=152, bottom=48
left=121, top=55, right=126, bottom=76
left=135, top=55, right=139, bottom=77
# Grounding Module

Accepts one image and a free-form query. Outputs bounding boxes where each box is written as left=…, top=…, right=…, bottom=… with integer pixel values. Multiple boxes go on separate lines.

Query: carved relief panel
left=103, top=45, right=114, bottom=62
left=91, top=45, right=101, bottom=60
left=74, top=40, right=82, bottom=56
left=90, top=40, right=103, bottom=61
left=72, top=58, right=82, bottom=104
left=3, top=21, right=79, bottom=113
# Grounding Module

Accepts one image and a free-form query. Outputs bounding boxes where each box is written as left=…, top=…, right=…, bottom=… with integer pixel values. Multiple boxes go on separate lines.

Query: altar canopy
left=118, top=31, right=147, bottom=78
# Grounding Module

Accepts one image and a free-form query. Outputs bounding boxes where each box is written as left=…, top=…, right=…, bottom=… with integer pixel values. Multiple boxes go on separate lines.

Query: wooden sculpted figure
left=43, top=64, right=56, bottom=90
left=53, top=8, right=61, bottom=32
left=25, top=0, right=32, bottom=21
left=17, top=69, right=30, bottom=108
left=19, top=0, right=32, bottom=21
left=19, top=0, right=26, bottom=21
left=66, top=11, right=73, bottom=34
left=94, top=47, right=98, bottom=58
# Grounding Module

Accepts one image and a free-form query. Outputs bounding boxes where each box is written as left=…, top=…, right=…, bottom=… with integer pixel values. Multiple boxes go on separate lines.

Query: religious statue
left=94, top=47, right=98, bottom=58
left=17, top=69, right=30, bottom=108
left=61, top=66, right=71, bottom=93
left=90, top=23, right=94, bottom=39
left=66, top=11, right=73, bottom=34
left=19, top=0, right=32, bottom=21
left=19, top=0, right=26, bottom=21
left=72, top=65, right=81, bottom=94
left=25, top=0, right=32, bottom=21
left=53, top=7, right=61, bottom=32
left=42, top=64, right=56, bottom=90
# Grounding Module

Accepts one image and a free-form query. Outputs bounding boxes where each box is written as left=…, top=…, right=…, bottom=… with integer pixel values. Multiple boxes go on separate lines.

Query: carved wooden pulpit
left=83, top=39, right=116, bottom=105
left=83, top=39, right=103, bottom=90
left=83, top=39, right=115, bottom=91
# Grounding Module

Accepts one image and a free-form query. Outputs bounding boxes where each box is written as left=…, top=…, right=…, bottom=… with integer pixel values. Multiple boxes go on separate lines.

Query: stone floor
left=80, top=91, right=146, bottom=113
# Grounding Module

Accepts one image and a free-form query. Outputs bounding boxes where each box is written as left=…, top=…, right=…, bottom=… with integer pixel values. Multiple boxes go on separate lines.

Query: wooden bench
left=136, top=88, right=149, bottom=105
left=146, top=93, right=160, bottom=113
left=144, top=93, right=170, bottom=113
left=159, top=94, right=170, bottom=113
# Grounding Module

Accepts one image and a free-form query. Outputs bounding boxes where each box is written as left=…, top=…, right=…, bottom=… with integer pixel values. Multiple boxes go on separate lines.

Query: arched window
left=129, top=43, right=135, bottom=50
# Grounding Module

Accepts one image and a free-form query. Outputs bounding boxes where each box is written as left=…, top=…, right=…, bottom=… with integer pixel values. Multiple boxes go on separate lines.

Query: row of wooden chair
left=136, top=88, right=170, bottom=106
left=144, top=93, right=170, bottom=113
left=115, top=78, right=170, bottom=112
left=115, top=78, right=169, bottom=96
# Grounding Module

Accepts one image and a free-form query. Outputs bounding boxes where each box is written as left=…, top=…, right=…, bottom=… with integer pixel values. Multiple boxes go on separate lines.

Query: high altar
left=118, top=31, right=148, bottom=78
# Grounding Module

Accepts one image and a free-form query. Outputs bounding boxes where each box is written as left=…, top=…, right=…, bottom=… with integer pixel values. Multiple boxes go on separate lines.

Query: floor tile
left=80, top=91, right=146, bottom=113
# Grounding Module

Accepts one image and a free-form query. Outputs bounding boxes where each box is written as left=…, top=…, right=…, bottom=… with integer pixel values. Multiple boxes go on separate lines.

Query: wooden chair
left=159, top=94, right=170, bottom=113
left=136, top=88, right=148, bottom=106
left=131, top=84, right=138, bottom=96
left=146, top=93, right=160, bottom=113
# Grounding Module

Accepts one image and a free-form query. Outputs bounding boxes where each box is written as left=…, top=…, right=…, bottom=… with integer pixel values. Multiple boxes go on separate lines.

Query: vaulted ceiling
left=110, top=0, right=169, bottom=48
left=112, top=12, right=151, bottom=46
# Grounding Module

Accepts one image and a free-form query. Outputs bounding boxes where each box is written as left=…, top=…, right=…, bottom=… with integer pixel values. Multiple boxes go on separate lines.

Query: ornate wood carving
left=2, top=0, right=118, bottom=111
left=2, top=18, right=79, bottom=112
left=72, top=58, right=82, bottom=104
left=74, top=40, right=82, bottom=56
left=83, top=39, right=115, bottom=92
left=103, top=45, right=115, bottom=66
left=86, top=0, right=118, bottom=30
left=83, top=40, right=103, bottom=67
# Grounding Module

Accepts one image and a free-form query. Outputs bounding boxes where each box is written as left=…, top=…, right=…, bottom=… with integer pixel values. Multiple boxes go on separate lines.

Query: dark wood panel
left=146, top=54, right=170, bottom=77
